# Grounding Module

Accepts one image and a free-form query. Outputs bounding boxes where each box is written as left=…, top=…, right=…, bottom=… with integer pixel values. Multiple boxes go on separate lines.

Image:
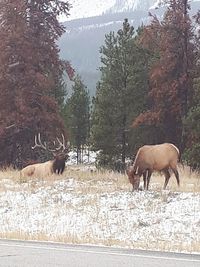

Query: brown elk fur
left=21, top=153, right=68, bottom=178
left=52, top=153, right=68, bottom=174
left=126, top=143, right=180, bottom=191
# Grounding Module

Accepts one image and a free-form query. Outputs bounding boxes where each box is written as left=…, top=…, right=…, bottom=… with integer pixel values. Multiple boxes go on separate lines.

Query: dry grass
left=52, top=164, right=200, bottom=193
left=0, top=166, right=129, bottom=194
left=0, top=168, right=19, bottom=181
left=0, top=231, right=199, bottom=254
left=0, top=231, right=131, bottom=248
left=0, top=164, right=199, bottom=193
left=150, top=165, right=200, bottom=192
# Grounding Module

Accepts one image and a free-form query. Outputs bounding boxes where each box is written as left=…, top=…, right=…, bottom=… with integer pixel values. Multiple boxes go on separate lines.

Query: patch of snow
left=67, top=150, right=97, bottom=165
left=0, top=177, right=199, bottom=252
left=149, top=0, right=163, bottom=10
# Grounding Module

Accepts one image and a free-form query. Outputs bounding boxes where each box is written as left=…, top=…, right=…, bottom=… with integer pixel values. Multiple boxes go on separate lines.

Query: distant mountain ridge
left=65, top=0, right=200, bottom=21
left=65, top=0, right=159, bottom=21
left=107, top=0, right=159, bottom=14
left=59, top=0, right=200, bottom=95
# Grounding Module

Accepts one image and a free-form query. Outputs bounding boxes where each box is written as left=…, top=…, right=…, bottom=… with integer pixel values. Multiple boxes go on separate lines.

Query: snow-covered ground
left=0, top=167, right=199, bottom=253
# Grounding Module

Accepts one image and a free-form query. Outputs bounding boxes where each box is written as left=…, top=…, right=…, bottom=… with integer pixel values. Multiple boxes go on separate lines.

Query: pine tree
left=0, top=0, right=71, bottom=168
left=91, top=20, right=150, bottom=170
left=183, top=78, right=200, bottom=169
left=182, top=11, right=200, bottom=169
left=133, top=0, right=196, bottom=150
left=64, top=75, right=90, bottom=164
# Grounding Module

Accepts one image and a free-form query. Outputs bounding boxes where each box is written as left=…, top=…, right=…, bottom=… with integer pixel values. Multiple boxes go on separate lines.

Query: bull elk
left=126, top=143, right=180, bottom=191
left=21, top=133, right=69, bottom=178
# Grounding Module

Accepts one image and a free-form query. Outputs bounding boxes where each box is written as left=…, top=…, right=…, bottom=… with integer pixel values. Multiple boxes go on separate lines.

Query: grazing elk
left=21, top=133, right=69, bottom=178
left=126, top=143, right=180, bottom=191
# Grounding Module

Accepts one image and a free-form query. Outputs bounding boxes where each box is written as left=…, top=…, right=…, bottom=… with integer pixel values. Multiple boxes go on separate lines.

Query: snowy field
left=0, top=165, right=199, bottom=254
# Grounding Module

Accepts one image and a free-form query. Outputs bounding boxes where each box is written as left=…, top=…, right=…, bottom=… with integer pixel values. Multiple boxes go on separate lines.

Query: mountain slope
left=66, top=0, right=200, bottom=21
left=65, top=0, right=159, bottom=21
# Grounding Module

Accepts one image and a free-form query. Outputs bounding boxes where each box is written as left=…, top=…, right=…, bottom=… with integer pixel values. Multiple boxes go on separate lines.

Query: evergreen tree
left=91, top=20, right=150, bottom=170
left=183, top=78, right=200, bottom=169
left=64, top=75, right=90, bottom=164
left=0, top=0, right=71, bottom=167
left=133, top=0, right=196, bottom=150
left=56, top=60, right=75, bottom=110
left=182, top=11, right=200, bottom=169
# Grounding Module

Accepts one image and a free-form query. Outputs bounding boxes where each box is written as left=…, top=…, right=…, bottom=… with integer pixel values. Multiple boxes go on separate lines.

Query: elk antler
left=32, top=133, right=47, bottom=150
left=32, top=133, right=68, bottom=152
left=56, top=134, right=66, bottom=152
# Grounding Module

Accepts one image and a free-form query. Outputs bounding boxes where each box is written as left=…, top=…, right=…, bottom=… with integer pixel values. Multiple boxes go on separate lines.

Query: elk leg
left=172, top=168, right=180, bottom=187
left=143, top=172, right=147, bottom=190
left=163, top=169, right=171, bottom=189
left=146, top=170, right=152, bottom=190
left=60, top=166, right=65, bottom=174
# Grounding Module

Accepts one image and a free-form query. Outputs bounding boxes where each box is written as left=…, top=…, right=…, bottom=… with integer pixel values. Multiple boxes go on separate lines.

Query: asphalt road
left=0, top=239, right=199, bottom=267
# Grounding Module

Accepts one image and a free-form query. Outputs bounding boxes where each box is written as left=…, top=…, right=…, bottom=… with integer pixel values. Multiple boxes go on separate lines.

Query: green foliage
left=183, top=78, right=200, bottom=169
left=92, top=2, right=200, bottom=171
left=64, top=75, right=90, bottom=163
left=91, top=19, right=151, bottom=169
left=182, top=9, right=200, bottom=170
left=53, top=76, right=68, bottom=112
left=183, top=144, right=200, bottom=170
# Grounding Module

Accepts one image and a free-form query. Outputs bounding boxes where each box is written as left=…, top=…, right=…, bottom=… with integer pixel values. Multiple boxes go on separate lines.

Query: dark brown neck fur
left=52, top=153, right=67, bottom=174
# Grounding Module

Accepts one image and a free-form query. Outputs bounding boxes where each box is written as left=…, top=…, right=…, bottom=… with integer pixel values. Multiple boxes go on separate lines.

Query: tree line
left=0, top=0, right=200, bottom=170
left=90, top=0, right=200, bottom=170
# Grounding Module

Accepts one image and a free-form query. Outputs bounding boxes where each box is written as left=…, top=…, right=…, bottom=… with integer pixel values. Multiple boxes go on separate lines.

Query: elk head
left=126, top=166, right=140, bottom=191
left=32, top=133, right=69, bottom=174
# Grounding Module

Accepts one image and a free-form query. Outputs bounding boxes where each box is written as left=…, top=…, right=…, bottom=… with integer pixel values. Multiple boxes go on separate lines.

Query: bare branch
left=5, top=124, right=15, bottom=129
left=8, top=62, right=20, bottom=69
